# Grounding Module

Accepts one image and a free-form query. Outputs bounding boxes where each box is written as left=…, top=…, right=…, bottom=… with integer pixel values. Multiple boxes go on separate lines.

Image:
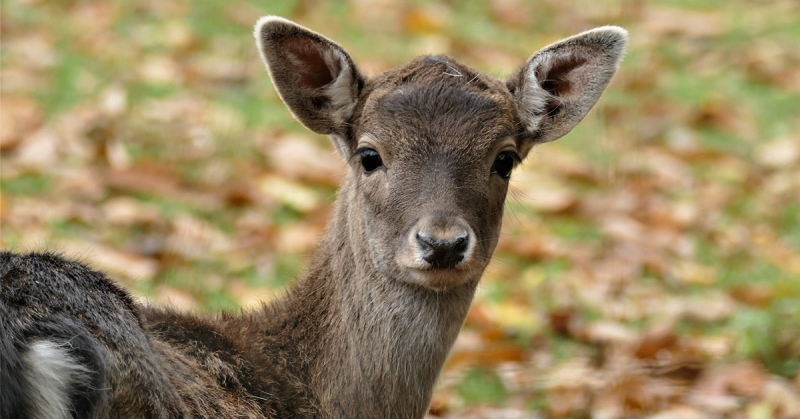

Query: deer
left=0, top=16, right=627, bottom=419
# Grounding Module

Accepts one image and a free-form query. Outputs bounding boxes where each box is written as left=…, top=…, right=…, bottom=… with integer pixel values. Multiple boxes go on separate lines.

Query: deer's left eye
left=491, top=151, right=519, bottom=179
left=358, top=148, right=384, bottom=173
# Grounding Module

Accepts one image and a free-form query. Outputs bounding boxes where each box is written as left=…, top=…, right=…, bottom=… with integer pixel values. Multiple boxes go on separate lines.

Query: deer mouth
left=404, top=265, right=479, bottom=291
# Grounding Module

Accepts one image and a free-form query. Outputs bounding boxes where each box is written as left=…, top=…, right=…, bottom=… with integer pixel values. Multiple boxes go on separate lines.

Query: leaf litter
left=1, top=0, right=799, bottom=417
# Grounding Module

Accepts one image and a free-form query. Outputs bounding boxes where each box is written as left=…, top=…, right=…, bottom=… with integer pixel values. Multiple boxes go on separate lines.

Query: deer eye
left=491, top=151, right=518, bottom=180
left=358, top=148, right=383, bottom=173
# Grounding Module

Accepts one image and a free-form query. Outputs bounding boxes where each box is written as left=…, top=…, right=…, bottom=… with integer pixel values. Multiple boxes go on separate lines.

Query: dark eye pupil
left=492, top=151, right=516, bottom=179
left=360, top=148, right=383, bottom=173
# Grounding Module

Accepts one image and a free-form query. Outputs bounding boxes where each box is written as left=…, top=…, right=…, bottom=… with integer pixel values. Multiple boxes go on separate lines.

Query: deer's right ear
left=255, top=16, right=364, bottom=158
left=507, top=26, right=627, bottom=152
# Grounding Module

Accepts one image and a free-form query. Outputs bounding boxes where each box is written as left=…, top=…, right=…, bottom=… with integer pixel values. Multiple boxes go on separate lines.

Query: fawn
left=0, top=16, right=627, bottom=418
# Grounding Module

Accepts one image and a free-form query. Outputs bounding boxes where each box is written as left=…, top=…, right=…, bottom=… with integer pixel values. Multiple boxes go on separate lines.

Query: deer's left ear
left=255, top=16, right=365, bottom=158
left=507, top=27, right=628, bottom=148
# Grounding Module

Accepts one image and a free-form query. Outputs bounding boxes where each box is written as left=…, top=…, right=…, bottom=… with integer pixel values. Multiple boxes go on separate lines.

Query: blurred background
left=2, top=0, right=799, bottom=417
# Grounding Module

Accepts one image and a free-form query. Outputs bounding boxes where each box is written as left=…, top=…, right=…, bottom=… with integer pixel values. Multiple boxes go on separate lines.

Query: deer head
left=255, top=17, right=627, bottom=292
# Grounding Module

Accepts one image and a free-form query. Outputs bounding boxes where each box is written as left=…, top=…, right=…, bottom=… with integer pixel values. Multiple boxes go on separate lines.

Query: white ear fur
left=513, top=26, right=628, bottom=144
left=253, top=16, right=293, bottom=63
left=322, top=50, right=358, bottom=128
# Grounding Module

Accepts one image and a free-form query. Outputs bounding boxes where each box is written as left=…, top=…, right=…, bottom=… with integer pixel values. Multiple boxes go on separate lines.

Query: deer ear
left=508, top=26, right=627, bottom=146
left=255, top=16, right=364, bottom=158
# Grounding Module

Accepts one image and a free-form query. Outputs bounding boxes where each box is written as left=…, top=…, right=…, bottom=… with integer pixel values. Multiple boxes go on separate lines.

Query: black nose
left=416, top=231, right=469, bottom=269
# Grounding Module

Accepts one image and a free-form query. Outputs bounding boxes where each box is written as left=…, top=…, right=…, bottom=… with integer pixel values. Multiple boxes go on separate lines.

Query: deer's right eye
left=492, top=150, right=519, bottom=180
left=358, top=148, right=384, bottom=173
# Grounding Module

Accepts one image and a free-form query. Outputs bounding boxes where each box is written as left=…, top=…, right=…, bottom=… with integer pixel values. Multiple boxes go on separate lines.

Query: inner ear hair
left=284, top=37, right=341, bottom=91
left=510, top=26, right=628, bottom=145
left=538, top=54, right=588, bottom=99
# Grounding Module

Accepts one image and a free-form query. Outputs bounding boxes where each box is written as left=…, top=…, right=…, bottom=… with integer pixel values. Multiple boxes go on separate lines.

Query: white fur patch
left=516, top=25, right=628, bottom=140
left=322, top=48, right=357, bottom=126
left=23, top=340, right=90, bottom=419
left=518, top=63, right=552, bottom=133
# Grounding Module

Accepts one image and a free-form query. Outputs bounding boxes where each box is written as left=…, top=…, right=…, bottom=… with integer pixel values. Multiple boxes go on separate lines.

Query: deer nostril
left=416, top=232, right=435, bottom=250
left=415, top=232, right=470, bottom=269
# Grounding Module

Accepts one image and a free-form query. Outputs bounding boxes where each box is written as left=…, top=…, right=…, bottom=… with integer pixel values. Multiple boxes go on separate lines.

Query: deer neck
left=289, top=182, right=480, bottom=418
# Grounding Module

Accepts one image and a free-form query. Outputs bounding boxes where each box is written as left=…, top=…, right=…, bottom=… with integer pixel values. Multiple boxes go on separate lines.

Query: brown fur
left=0, top=17, right=627, bottom=419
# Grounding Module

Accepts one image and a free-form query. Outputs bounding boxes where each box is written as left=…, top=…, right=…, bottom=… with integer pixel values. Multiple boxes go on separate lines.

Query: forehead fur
left=358, top=56, right=521, bottom=152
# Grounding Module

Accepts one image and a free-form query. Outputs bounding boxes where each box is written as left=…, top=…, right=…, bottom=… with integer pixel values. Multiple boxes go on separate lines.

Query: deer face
left=347, top=59, right=522, bottom=290
left=255, top=17, right=627, bottom=291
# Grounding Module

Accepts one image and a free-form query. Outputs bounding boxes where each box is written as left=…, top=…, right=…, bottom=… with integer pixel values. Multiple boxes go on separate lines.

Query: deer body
left=0, top=17, right=627, bottom=419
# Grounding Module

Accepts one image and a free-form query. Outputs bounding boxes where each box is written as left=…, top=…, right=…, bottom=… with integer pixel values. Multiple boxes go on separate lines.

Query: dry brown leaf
left=4, top=33, right=56, bottom=70
left=635, top=324, right=678, bottom=361
left=267, top=135, right=345, bottom=186
left=583, top=321, right=638, bottom=345
left=60, top=241, right=159, bottom=282
left=672, top=261, right=716, bottom=286
left=488, top=0, right=533, bottom=27
left=274, top=222, right=324, bottom=254
left=189, top=54, right=247, bottom=84
left=166, top=214, right=232, bottom=259
left=646, top=405, right=711, bottom=419
left=101, top=196, right=162, bottom=227
left=0, top=95, right=42, bottom=151
left=426, top=395, right=450, bottom=417
left=403, top=4, right=450, bottom=35
left=15, top=129, right=60, bottom=170
left=496, top=224, right=563, bottom=261
left=349, top=0, right=405, bottom=31
left=661, top=293, right=737, bottom=324
left=162, top=20, right=194, bottom=51
left=686, top=362, right=778, bottom=416
left=483, top=301, right=542, bottom=335
left=445, top=343, right=527, bottom=368
left=753, top=227, right=800, bottom=276
left=601, top=216, right=645, bottom=243
left=545, top=358, right=596, bottom=417
left=762, top=377, right=800, bottom=417
left=755, top=137, right=800, bottom=170
left=729, top=284, right=775, bottom=308
left=548, top=308, right=580, bottom=337
left=641, top=7, right=725, bottom=39
left=410, top=35, right=452, bottom=57
left=106, top=167, right=224, bottom=210
left=138, top=55, right=184, bottom=85
left=101, top=85, right=128, bottom=117
left=512, top=170, right=577, bottom=213
left=258, top=175, right=321, bottom=213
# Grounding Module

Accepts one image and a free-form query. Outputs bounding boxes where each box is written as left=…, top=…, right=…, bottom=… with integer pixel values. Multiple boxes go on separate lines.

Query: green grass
left=2, top=174, right=52, bottom=196
left=731, top=302, right=800, bottom=377
left=457, top=368, right=508, bottom=405
left=779, top=203, right=800, bottom=250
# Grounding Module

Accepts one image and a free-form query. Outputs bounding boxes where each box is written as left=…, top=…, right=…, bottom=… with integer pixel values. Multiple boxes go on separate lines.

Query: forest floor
left=2, top=0, right=800, bottom=417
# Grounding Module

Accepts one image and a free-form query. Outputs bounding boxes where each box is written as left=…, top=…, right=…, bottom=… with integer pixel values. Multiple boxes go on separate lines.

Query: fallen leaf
left=0, top=95, right=42, bottom=151
left=755, top=137, right=800, bottom=169
left=583, top=321, right=639, bottom=345
left=102, top=196, right=162, bottom=227
left=258, top=175, right=321, bottom=213
left=512, top=170, right=577, bottom=213
left=267, top=135, right=345, bottom=187
left=60, top=241, right=159, bottom=282
left=166, top=214, right=232, bottom=259
left=18, top=130, right=66, bottom=173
